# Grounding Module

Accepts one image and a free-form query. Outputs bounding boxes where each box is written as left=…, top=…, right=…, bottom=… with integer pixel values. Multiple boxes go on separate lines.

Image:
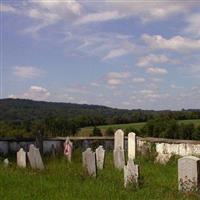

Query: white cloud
left=185, top=13, right=200, bottom=38
left=75, top=11, right=122, bottom=25
left=107, top=79, right=123, bottom=86
left=107, top=71, right=131, bottom=79
left=33, top=0, right=82, bottom=16
left=142, top=34, right=200, bottom=51
left=23, top=86, right=50, bottom=100
left=103, top=48, right=128, bottom=60
left=0, top=4, right=16, bottom=13
left=105, top=0, right=193, bottom=22
left=106, top=71, right=130, bottom=86
left=13, top=66, right=44, bottom=78
left=137, top=54, right=170, bottom=67
left=146, top=67, right=168, bottom=75
left=132, top=77, right=145, bottom=83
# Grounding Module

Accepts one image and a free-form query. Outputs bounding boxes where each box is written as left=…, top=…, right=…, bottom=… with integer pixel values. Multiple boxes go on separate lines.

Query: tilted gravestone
left=64, top=137, right=73, bottom=162
left=82, top=148, right=96, bottom=177
left=27, top=144, right=44, bottom=170
left=114, top=129, right=125, bottom=169
left=128, top=132, right=136, bottom=160
left=17, top=148, right=26, bottom=168
left=95, top=146, right=105, bottom=170
left=124, top=159, right=139, bottom=188
left=178, top=156, right=200, bottom=192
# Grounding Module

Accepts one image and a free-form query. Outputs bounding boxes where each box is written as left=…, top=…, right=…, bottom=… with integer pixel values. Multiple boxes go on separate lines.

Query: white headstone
left=17, top=148, right=26, bottom=168
left=114, top=129, right=124, bottom=150
left=178, top=156, right=200, bottom=192
left=124, top=159, right=139, bottom=188
left=3, top=158, right=9, bottom=167
left=27, top=144, right=44, bottom=170
left=82, top=148, right=96, bottom=177
left=113, top=147, right=125, bottom=170
left=95, top=146, right=105, bottom=170
left=64, top=137, right=73, bottom=162
left=128, top=132, right=136, bottom=160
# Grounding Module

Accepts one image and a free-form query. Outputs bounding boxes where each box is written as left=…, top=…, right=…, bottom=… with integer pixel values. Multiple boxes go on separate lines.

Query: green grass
left=78, top=119, right=200, bottom=136
left=0, top=151, right=199, bottom=200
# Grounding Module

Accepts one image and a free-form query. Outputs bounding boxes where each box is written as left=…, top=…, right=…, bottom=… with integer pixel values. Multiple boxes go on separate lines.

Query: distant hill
left=0, top=98, right=200, bottom=124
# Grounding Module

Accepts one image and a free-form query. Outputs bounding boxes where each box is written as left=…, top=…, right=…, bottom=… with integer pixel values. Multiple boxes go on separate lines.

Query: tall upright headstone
left=64, top=137, right=73, bottom=162
left=27, top=144, right=44, bottom=170
left=95, top=146, right=105, bottom=170
left=124, top=159, right=139, bottom=188
left=114, top=129, right=125, bottom=169
left=178, top=156, right=200, bottom=192
left=35, top=130, right=43, bottom=155
left=114, top=129, right=124, bottom=150
left=82, top=148, right=96, bottom=177
left=17, top=148, right=26, bottom=168
left=128, top=132, right=136, bottom=160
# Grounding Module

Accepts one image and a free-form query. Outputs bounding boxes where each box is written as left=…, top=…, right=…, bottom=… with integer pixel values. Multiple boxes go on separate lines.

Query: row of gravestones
left=2, top=130, right=200, bottom=192
left=82, top=129, right=138, bottom=188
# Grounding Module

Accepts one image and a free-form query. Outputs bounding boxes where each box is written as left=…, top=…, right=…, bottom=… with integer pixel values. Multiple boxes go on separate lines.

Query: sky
left=0, top=0, right=200, bottom=110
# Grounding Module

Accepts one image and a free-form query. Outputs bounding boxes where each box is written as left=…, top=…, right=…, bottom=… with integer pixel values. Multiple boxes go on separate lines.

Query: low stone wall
left=0, top=136, right=200, bottom=157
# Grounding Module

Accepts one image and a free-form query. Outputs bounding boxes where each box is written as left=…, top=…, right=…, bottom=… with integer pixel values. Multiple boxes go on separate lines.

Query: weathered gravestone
left=27, top=144, right=44, bottom=170
left=82, top=148, right=96, bottom=177
left=17, top=148, right=26, bottom=168
left=114, top=147, right=125, bottom=169
left=128, top=132, right=136, bottom=160
left=124, top=159, right=139, bottom=188
left=114, top=129, right=125, bottom=169
left=64, top=137, right=73, bottom=162
left=95, top=146, right=105, bottom=170
left=178, top=156, right=200, bottom=192
left=114, top=129, right=124, bottom=150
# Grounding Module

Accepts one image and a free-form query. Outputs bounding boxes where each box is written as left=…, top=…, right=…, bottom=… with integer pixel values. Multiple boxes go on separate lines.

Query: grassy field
left=0, top=151, right=199, bottom=200
left=78, top=119, right=200, bottom=136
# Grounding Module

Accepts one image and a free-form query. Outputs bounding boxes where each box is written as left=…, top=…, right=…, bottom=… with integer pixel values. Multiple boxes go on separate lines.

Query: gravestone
left=178, top=156, right=200, bottom=192
left=27, top=144, right=44, bottom=170
left=3, top=158, right=9, bottom=167
left=124, top=159, right=139, bottom=188
left=35, top=130, right=43, bottom=154
left=64, top=137, right=73, bottom=162
left=113, top=147, right=125, bottom=170
left=128, top=132, right=136, bottom=160
left=82, top=148, right=96, bottom=177
left=95, top=146, right=105, bottom=170
left=17, top=148, right=26, bottom=168
left=114, top=129, right=125, bottom=169
left=114, top=129, right=124, bottom=150
left=51, top=144, right=56, bottom=157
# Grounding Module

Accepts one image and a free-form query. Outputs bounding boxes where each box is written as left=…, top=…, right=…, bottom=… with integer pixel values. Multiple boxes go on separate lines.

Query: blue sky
left=1, top=0, right=200, bottom=110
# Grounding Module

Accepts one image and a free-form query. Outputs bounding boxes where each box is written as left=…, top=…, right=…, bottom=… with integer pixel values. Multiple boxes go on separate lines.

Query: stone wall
left=1, top=136, right=200, bottom=157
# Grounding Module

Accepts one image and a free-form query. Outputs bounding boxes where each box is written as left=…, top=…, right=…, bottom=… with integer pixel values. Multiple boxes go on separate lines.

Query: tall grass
left=0, top=151, right=199, bottom=200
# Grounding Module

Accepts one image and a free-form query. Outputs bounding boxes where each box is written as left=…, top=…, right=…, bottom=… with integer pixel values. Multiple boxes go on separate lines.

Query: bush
left=105, top=127, right=114, bottom=136
left=92, top=127, right=102, bottom=136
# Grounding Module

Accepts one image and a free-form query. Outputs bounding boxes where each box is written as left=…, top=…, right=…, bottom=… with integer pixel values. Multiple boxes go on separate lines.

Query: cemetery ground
left=79, top=119, right=200, bottom=136
left=0, top=151, right=199, bottom=200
